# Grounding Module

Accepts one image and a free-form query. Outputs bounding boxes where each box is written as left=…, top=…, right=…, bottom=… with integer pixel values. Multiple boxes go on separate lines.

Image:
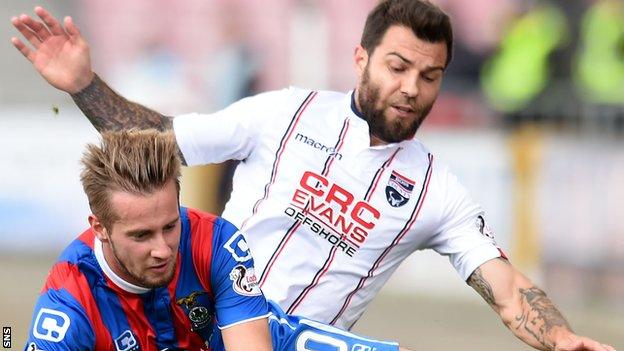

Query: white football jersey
left=174, top=87, right=503, bottom=329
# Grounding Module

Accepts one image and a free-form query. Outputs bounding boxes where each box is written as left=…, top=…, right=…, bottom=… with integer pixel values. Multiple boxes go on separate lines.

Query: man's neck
left=94, top=238, right=150, bottom=294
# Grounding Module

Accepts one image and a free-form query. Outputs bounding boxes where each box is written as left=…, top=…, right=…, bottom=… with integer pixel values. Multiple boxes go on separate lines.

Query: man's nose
left=151, top=233, right=172, bottom=259
left=400, top=76, right=419, bottom=98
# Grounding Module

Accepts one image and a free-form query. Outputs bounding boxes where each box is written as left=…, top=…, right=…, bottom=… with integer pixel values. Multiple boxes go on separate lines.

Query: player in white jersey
left=173, top=87, right=502, bottom=328
left=11, top=1, right=615, bottom=350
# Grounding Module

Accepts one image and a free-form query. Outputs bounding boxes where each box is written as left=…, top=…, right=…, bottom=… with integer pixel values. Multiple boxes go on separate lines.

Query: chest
left=256, top=113, right=439, bottom=256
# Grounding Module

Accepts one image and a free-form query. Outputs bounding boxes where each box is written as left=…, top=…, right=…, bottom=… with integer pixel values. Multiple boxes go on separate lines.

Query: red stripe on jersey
left=320, top=118, right=350, bottom=176
left=167, top=255, right=206, bottom=349
left=242, top=91, right=318, bottom=229
left=77, top=229, right=95, bottom=249
left=364, top=147, right=402, bottom=202
left=170, top=294, right=205, bottom=348
left=188, top=209, right=215, bottom=297
left=262, top=117, right=350, bottom=291
left=331, top=154, right=434, bottom=326
left=287, top=242, right=339, bottom=314
left=43, top=261, right=113, bottom=349
left=259, top=220, right=303, bottom=287
left=285, top=147, right=399, bottom=313
left=110, top=280, right=156, bottom=351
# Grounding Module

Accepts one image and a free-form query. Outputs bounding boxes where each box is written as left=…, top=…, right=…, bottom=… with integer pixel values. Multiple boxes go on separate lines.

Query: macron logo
left=295, top=134, right=343, bottom=160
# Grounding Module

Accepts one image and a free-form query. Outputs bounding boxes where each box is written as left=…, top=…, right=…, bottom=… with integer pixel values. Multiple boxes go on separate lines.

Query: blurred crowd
left=74, top=0, right=624, bottom=130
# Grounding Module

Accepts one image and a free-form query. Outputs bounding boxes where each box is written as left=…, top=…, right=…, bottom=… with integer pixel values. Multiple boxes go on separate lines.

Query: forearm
left=70, top=73, right=173, bottom=132
left=468, top=261, right=573, bottom=350
left=504, top=286, right=572, bottom=351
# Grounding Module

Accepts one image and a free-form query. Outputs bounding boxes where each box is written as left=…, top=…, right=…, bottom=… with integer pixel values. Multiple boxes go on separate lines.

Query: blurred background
left=1, top=0, right=622, bottom=349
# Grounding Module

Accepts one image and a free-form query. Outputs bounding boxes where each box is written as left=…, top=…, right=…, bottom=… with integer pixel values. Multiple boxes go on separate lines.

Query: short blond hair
left=80, top=129, right=181, bottom=229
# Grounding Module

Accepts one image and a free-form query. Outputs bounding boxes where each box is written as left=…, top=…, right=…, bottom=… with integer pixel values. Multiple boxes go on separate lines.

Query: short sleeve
left=24, top=289, right=94, bottom=351
left=210, top=218, right=269, bottom=329
left=426, top=166, right=503, bottom=281
left=173, top=89, right=289, bottom=166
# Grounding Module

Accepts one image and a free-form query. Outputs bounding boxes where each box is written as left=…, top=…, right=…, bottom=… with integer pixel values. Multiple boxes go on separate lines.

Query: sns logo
left=115, top=330, right=139, bottom=351
left=33, top=308, right=70, bottom=342
left=223, top=231, right=252, bottom=262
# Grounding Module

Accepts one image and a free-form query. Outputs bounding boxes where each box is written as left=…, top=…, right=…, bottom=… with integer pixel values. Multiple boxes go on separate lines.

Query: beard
left=357, top=66, right=434, bottom=144
left=109, top=240, right=176, bottom=289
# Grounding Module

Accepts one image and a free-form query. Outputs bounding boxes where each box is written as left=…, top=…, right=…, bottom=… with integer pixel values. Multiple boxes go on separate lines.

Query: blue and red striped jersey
left=24, top=207, right=269, bottom=351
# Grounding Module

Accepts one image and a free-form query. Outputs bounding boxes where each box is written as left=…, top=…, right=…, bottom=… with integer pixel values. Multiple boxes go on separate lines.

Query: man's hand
left=553, top=333, right=616, bottom=351
left=11, top=6, right=93, bottom=94
left=467, top=258, right=616, bottom=351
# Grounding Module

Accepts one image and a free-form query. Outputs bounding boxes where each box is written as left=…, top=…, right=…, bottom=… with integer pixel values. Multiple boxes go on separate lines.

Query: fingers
left=11, top=37, right=35, bottom=63
left=11, top=16, right=42, bottom=49
left=578, top=338, right=616, bottom=351
left=556, top=335, right=616, bottom=351
left=63, top=16, right=82, bottom=41
left=34, top=6, right=67, bottom=36
left=19, top=14, right=52, bottom=41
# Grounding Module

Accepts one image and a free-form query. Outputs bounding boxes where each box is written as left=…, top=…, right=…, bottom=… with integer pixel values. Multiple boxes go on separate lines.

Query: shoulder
left=27, top=242, right=97, bottom=350
left=184, top=207, right=234, bottom=239
left=183, top=207, right=246, bottom=257
left=47, top=230, right=101, bottom=299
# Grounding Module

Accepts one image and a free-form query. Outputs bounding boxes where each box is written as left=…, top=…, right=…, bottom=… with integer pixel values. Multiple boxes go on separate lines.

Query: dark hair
left=361, top=0, right=453, bottom=67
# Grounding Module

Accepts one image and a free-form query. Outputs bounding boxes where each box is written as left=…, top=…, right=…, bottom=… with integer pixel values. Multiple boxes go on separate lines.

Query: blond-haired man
left=24, top=129, right=407, bottom=351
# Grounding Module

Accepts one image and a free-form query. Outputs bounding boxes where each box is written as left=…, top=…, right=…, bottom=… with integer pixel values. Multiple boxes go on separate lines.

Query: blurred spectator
left=573, top=0, right=624, bottom=105
left=480, top=2, right=569, bottom=120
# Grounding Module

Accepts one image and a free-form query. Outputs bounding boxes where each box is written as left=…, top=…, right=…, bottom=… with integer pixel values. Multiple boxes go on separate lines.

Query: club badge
left=176, top=291, right=213, bottom=334
left=385, top=170, right=415, bottom=207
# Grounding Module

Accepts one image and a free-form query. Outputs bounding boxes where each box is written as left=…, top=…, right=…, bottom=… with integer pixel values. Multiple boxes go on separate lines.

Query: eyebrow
left=126, top=216, right=180, bottom=236
left=387, top=52, right=445, bottom=73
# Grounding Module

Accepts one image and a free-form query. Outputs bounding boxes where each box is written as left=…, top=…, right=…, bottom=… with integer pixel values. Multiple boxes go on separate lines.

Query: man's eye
left=390, top=65, right=405, bottom=73
left=423, top=74, right=439, bottom=82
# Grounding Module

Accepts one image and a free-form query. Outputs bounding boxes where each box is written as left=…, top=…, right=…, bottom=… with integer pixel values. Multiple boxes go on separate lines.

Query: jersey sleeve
left=426, top=166, right=504, bottom=281
left=173, top=89, right=289, bottom=166
left=24, top=288, right=95, bottom=351
left=210, top=218, right=269, bottom=329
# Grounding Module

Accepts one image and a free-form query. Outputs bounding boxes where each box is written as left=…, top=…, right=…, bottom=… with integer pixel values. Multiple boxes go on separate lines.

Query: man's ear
left=89, top=214, right=109, bottom=242
left=354, top=45, right=369, bottom=80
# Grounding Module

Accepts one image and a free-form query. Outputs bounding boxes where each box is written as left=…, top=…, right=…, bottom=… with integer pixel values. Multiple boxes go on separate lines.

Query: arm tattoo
left=467, top=267, right=496, bottom=308
left=514, top=287, right=572, bottom=350
left=467, top=258, right=509, bottom=309
left=70, top=73, right=173, bottom=132
left=71, top=74, right=187, bottom=164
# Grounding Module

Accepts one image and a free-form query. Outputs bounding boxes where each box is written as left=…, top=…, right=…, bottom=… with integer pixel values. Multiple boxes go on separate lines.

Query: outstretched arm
left=467, top=258, right=615, bottom=351
left=11, top=7, right=182, bottom=160
left=70, top=73, right=173, bottom=133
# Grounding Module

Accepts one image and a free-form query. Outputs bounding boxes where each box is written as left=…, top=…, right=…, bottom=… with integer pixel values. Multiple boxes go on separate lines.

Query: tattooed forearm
left=70, top=74, right=173, bottom=133
left=514, top=287, right=572, bottom=350
left=467, top=267, right=496, bottom=309
left=70, top=74, right=187, bottom=164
